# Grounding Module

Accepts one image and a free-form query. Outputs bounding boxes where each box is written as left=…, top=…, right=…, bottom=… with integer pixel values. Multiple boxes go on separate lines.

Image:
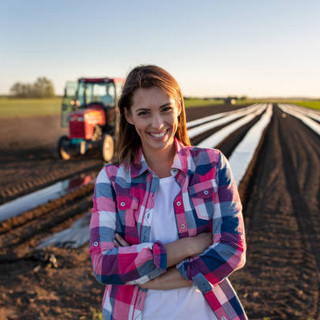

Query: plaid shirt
left=89, top=139, right=247, bottom=320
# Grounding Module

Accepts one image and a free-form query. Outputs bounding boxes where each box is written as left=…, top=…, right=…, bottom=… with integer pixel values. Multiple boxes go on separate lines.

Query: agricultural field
left=0, top=102, right=320, bottom=319
left=184, top=98, right=226, bottom=107
left=285, top=100, right=320, bottom=111
left=0, top=97, right=61, bottom=118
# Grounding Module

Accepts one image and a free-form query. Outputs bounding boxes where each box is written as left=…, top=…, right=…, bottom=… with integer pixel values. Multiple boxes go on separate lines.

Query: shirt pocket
left=188, top=179, right=217, bottom=220
left=116, top=196, right=140, bottom=244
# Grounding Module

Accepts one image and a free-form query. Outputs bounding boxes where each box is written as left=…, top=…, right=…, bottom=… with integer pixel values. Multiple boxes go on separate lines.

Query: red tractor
left=58, top=77, right=125, bottom=162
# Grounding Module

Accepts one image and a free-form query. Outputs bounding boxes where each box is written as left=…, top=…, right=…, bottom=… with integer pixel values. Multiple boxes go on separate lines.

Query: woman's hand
left=187, top=232, right=213, bottom=256
left=165, top=232, right=213, bottom=267
left=113, top=233, right=129, bottom=247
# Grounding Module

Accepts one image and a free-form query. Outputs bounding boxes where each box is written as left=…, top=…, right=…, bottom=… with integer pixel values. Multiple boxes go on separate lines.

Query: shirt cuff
left=176, top=258, right=190, bottom=281
left=176, top=258, right=213, bottom=293
left=152, top=240, right=167, bottom=271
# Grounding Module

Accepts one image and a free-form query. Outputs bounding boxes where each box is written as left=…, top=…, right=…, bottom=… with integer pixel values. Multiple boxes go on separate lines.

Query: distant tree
left=10, top=82, right=32, bottom=98
left=10, top=77, right=55, bottom=98
left=10, top=82, right=23, bottom=97
left=33, top=77, right=55, bottom=98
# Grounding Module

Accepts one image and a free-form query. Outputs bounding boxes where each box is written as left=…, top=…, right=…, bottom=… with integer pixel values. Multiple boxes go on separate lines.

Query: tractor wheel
left=101, top=134, right=114, bottom=162
left=58, top=135, right=72, bottom=160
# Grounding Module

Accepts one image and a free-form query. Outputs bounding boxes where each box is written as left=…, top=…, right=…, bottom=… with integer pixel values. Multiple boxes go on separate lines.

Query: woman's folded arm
left=176, top=152, right=246, bottom=287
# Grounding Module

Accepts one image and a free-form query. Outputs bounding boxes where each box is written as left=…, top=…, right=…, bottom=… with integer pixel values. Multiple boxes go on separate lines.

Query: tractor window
left=78, top=82, right=116, bottom=107
left=78, top=83, right=86, bottom=107
left=96, top=83, right=115, bottom=107
left=78, top=82, right=115, bottom=108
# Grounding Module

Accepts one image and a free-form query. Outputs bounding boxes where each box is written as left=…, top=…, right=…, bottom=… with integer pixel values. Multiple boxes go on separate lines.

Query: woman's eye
left=138, top=111, right=149, bottom=116
left=162, top=106, right=173, bottom=112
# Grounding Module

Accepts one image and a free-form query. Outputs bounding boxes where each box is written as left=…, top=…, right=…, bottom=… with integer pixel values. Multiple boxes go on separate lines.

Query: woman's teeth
left=150, top=131, right=166, bottom=138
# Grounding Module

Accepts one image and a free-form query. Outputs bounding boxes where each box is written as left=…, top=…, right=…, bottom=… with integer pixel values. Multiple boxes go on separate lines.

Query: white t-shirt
left=142, top=176, right=216, bottom=320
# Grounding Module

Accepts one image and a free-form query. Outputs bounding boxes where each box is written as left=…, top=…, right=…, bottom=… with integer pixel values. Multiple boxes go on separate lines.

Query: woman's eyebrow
left=159, top=102, right=173, bottom=108
left=135, top=102, right=173, bottom=113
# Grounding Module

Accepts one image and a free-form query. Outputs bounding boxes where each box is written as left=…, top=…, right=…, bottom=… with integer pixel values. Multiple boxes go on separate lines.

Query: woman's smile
left=149, top=129, right=168, bottom=138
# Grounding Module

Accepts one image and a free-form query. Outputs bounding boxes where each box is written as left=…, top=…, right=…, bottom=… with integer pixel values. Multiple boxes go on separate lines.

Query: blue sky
left=1, top=0, right=319, bottom=97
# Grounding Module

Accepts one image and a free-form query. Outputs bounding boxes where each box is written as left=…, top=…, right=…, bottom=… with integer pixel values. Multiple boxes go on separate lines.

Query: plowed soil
left=0, top=103, right=320, bottom=320
left=231, top=106, right=320, bottom=319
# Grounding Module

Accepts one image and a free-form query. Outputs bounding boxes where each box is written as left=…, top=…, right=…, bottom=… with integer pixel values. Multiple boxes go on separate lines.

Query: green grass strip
left=0, top=98, right=61, bottom=118
left=184, top=98, right=226, bottom=108
left=285, top=100, right=320, bottom=111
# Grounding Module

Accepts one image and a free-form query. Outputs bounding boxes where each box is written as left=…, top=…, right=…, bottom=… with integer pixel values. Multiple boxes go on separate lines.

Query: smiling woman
left=89, top=65, right=247, bottom=320
left=116, top=65, right=190, bottom=165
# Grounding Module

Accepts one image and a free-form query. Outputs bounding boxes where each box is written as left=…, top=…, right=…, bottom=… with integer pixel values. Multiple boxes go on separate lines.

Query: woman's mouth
left=149, top=129, right=168, bottom=138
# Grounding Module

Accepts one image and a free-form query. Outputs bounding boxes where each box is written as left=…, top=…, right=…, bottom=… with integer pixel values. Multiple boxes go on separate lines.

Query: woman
left=89, top=65, right=247, bottom=320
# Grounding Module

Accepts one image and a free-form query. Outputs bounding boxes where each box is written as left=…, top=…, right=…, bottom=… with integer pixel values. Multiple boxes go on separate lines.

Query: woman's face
left=125, top=87, right=181, bottom=157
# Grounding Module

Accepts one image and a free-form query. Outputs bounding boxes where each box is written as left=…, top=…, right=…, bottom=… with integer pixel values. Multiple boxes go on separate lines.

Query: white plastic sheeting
left=0, top=174, right=94, bottom=223
left=186, top=111, right=228, bottom=129
left=278, top=104, right=320, bottom=136
left=37, top=212, right=91, bottom=249
left=187, top=104, right=261, bottom=138
left=197, top=104, right=268, bottom=148
left=186, top=104, right=258, bottom=129
left=229, top=104, right=273, bottom=186
left=283, top=104, right=320, bottom=122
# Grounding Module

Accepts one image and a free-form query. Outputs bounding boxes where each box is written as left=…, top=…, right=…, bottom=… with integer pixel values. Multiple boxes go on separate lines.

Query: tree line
left=10, top=77, right=55, bottom=98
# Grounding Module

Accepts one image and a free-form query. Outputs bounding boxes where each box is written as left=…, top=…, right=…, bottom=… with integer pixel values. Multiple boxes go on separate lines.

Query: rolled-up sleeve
left=89, top=167, right=167, bottom=285
left=176, top=151, right=246, bottom=288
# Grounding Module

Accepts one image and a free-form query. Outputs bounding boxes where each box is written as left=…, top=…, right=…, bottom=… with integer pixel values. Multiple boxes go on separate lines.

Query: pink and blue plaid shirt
left=89, top=139, right=247, bottom=320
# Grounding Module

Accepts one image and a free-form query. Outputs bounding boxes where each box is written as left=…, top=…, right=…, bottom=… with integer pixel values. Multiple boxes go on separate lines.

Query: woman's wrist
left=165, top=238, right=194, bottom=267
left=179, top=237, right=194, bottom=257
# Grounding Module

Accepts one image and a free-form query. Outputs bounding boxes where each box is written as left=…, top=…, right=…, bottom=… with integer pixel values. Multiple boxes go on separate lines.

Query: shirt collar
left=130, top=138, right=189, bottom=178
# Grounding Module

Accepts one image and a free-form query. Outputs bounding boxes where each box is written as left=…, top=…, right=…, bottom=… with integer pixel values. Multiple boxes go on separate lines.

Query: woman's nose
left=151, top=114, right=164, bottom=129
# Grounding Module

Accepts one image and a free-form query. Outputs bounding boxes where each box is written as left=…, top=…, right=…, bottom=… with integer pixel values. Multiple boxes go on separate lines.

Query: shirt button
left=181, top=224, right=185, bottom=228
left=93, top=241, right=99, bottom=247
left=204, top=190, right=209, bottom=195
left=120, top=201, right=125, bottom=207
left=176, top=201, right=181, bottom=206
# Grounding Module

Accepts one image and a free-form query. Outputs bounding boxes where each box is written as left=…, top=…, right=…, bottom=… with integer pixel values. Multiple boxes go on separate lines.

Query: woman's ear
left=124, top=107, right=134, bottom=125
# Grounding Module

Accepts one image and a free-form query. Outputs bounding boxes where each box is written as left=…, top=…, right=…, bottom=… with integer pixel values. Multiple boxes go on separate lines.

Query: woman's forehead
left=131, top=87, right=175, bottom=109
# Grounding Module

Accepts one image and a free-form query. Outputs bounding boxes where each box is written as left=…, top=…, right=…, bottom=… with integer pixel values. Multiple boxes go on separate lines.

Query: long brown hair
left=116, top=65, right=190, bottom=164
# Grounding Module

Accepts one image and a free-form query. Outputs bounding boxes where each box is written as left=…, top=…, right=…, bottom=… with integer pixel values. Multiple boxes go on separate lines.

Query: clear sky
left=1, top=0, right=319, bottom=98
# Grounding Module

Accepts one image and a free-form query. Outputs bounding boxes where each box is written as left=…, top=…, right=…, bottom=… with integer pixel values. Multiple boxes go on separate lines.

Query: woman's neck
left=143, top=145, right=175, bottom=178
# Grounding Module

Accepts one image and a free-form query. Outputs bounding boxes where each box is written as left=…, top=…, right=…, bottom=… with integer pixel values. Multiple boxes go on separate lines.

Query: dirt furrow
left=0, top=184, right=94, bottom=262
left=0, top=151, right=102, bottom=205
left=278, top=107, right=320, bottom=319
left=231, top=105, right=320, bottom=319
